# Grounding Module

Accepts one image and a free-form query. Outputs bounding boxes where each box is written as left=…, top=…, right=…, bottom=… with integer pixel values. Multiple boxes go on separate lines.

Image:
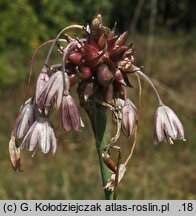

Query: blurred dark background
left=0, top=0, right=195, bottom=199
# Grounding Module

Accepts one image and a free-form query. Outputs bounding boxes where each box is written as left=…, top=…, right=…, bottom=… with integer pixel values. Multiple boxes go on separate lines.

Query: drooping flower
left=13, top=98, right=35, bottom=139
left=37, top=71, right=64, bottom=109
left=9, top=136, right=21, bottom=171
left=35, top=69, right=49, bottom=103
left=154, top=105, right=186, bottom=144
left=121, top=99, right=137, bottom=137
left=21, top=117, right=57, bottom=154
left=61, top=95, right=83, bottom=131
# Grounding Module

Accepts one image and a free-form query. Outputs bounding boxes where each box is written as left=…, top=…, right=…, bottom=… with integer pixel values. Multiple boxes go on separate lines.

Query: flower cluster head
left=9, top=14, right=185, bottom=191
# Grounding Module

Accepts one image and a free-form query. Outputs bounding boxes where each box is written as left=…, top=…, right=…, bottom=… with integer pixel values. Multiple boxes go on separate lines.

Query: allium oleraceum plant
left=9, top=14, right=186, bottom=199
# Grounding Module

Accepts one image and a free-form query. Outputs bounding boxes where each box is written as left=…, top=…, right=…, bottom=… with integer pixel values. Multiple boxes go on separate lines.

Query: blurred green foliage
left=0, top=0, right=113, bottom=50
left=1, top=0, right=195, bottom=50
left=0, top=0, right=195, bottom=199
left=0, top=0, right=113, bottom=87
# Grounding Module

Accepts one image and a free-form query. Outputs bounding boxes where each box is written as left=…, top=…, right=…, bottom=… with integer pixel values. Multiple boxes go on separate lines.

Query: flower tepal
left=122, top=99, right=137, bottom=137
left=154, top=105, right=186, bottom=144
left=21, top=117, right=57, bottom=154
left=37, top=71, right=64, bottom=109
left=35, top=68, right=49, bottom=104
left=61, top=95, right=82, bottom=131
left=13, top=98, right=35, bottom=139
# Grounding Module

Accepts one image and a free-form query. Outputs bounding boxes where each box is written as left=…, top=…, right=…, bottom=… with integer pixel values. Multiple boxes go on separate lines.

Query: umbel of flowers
left=9, top=14, right=185, bottom=194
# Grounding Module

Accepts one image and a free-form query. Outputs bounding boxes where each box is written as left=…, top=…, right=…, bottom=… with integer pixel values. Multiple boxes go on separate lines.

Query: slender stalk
left=44, top=25, right=83, bottom=65
left=93, top=102, right=114, bottom=200
left=25, top=39, right=67, bottom=101
left=136, top=70, right=163, bottom=105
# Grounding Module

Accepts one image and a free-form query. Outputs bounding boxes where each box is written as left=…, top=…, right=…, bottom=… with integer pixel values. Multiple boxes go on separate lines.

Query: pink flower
left=61, top=95, right=83, bottom=131
left=154, top=105, right=186, bottom=144
left=35, top=71, right=49, bottom=103
left=13, top=98, right=35, bottom=139
left=21, top=117, right=57, bottom=154
left=37, top=71, right=64, bottom=109
left=122, top=99, right=137, bottom=137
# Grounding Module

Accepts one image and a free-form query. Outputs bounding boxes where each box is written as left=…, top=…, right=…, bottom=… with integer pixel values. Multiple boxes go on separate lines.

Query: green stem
left=93, top=102, right=114, bottom=200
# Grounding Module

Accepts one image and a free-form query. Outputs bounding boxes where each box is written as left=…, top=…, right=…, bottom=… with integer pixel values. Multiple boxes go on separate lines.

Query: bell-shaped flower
left=122, top=99, right=137, bottom=137
left=37, top=71, right=64, bottom=109
left=35, top=70, right=49, bottom=103
left=21, top=117, right=57, bottom=154
left=13, top=98, right=35, bottom=139
left=61, top=95, right=83, bottom=131
left=9, top=136, right=21, bottom=171
left=154, top=105, right=186, bottom=144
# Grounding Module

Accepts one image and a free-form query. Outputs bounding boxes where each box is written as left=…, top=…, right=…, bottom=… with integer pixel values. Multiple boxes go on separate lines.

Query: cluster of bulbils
left=9, top=14, right=185, bottom=191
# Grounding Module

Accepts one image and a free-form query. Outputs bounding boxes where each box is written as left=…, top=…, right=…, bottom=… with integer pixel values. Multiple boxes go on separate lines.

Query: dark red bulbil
left=68, top=52, right=82, bottom=65
left=80, top=67, right=92, bottom=80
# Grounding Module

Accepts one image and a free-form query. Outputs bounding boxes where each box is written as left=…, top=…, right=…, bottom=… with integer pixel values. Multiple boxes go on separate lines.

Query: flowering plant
left=9, top=14, right=185, bottom=199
